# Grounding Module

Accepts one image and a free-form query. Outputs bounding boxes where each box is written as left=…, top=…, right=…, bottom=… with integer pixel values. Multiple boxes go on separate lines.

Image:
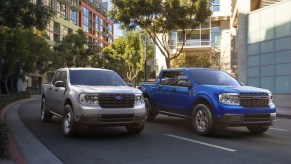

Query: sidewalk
left=0, top=96, right=291, bottom=164
left=276, top=106, right=291, bottom=119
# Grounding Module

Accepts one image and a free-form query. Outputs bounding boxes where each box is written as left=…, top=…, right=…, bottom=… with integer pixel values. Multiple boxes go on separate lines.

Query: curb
left=0, top=98, right=34, bottom=164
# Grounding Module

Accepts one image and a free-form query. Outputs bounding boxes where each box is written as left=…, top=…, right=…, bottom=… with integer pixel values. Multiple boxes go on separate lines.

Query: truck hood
left=71, top=85, right=143, bottom=94
left=201, top=85, right=271, bottom=94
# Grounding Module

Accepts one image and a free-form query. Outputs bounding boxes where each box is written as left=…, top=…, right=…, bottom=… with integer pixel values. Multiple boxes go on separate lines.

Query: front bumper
left=218, top=113, right=276, bottom=127
left=77, top=114, right=145, bottom=128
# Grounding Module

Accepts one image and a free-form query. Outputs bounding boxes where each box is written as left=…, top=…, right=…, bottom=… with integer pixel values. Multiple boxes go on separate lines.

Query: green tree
left=109, top=0, right=212, bottom=68
left=0, top=0, right=54, bottom=94
left=50, top=29, right=101, bottom=70
left=172, top=52, right=211, bottom=68
left=0, top=28, right=51, bottom=94
left=0, top=0, right=54, bottom=30
left=102, top=30, right=153, bottom=83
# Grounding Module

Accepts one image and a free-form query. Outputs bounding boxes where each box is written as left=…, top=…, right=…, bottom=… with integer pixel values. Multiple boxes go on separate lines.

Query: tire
left=192, top=104, right=217, bottom=136
left=126, top=123, right=145, bottom=135
left=41, top=98, right=52, bottom=122
left=62, top=104, right=78, bottom=137
left=144, top=98, right=156, bottom=122
left=247, top=125, right=270, bottom=134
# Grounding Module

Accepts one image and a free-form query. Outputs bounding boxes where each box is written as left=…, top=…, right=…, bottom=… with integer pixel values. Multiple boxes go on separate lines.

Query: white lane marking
left=165, top=134, right=236, bottom=152
left=270, top=128, right=288, bottom=132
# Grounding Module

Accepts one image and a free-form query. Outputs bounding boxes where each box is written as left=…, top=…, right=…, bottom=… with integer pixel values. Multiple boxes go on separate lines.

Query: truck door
left=153, top=70, right=192, bottom=115
left=46, top=71, right=61, bottom=111
left=54, top=71, right=67, bottom=115
left=169, top=70, right=193, bottom=115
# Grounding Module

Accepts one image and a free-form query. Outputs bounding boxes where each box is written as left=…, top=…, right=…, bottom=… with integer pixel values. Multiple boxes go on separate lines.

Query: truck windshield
left=69, top=70, right=126, bottom=86
left=189, top=69, right=241, bottom=86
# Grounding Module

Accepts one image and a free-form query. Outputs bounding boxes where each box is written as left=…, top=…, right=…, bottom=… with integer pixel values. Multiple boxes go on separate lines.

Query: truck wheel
left=192, top=104, right=217, bottom=136
left=145, top=98, right=156, bottom=121
left=126, top=123, right=145, bottom=135
left=62, top=104, right=78, bottom=137
left=41, top=98, right=52, bottom=122
left=247, top=125, right=269, bottom=134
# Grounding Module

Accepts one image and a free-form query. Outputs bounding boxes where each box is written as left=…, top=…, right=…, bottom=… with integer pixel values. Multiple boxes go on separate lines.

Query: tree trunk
left=2, top=78, right=9, bottom=94
left=165, top=57, right=171, bottom=68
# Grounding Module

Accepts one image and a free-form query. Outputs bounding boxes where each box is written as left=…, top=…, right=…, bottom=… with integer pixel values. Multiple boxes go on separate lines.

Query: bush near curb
left=0, top=121, right=9, bottom=159
left=0, top=92, right=31, bottom=160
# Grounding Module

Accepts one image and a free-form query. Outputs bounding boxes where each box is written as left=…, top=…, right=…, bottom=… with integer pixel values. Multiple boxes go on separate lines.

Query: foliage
left=0, top=121, right=9, bottom=159
left=102, top=30, right=154, bottom=83
left=0, top=0, right=55, bottom=30
left=0, top=0, right=55, bottom=94
left=109, top=0, right=212, bottom=68
left=50, top=29, right=101, bottom=70
left=0, top=28, right=52, bottom=94
left=172, top=52, right=211, bottom=68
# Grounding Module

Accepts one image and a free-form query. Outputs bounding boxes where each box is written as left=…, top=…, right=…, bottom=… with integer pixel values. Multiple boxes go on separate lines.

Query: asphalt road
left=18, top=98, right=291, bottom=164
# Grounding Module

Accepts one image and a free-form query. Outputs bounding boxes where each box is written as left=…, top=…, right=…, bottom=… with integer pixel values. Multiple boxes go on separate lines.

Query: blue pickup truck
left=138, top=68, right=276, bottom=135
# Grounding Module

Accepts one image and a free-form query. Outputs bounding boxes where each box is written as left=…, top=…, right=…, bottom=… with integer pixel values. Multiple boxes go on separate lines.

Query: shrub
left=0, top=121, right=9, bottom=159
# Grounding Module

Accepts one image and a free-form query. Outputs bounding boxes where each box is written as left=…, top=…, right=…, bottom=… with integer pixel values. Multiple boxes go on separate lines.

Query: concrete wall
left=247, top=0, right=291, bottom=107
left=219, top=20, right=231, bottom=73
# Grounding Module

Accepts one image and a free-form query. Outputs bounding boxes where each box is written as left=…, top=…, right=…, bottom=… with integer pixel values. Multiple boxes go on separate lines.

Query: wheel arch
left=193, top=95, right=216, bottom=115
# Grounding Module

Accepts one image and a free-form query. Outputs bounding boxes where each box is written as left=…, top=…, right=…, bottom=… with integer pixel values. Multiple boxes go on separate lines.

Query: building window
left=94, top=15, right=99, bottom=37
left=169, top=32, right=177, bottom=49
left=211, top=21, right=221, bottom=48
left=100, top=19, right=103, bottom=39
left=57, top=1, right=66, bottom=19
left=54, top=22, right=60, bottom=42
left=212, top=0, right=220, bottom=12
left=177, top=20, right=211, bottom=47
left=82, top=7, right=89, bottom=32
left=46, top=20, right=54, bottom=41
left=70, top=11, right=77, bottom=25
left=62, top=26, right=69, bottom=39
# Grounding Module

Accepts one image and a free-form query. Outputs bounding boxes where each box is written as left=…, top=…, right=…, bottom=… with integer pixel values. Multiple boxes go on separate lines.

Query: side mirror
left=240, top=82, right=245, bottom=86
left=126, top=82, right=133, bottom=87
left=55, top=81, right=66, bottom=87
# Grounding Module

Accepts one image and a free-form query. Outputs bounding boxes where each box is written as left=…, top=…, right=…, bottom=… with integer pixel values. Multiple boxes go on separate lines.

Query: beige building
left=155, top=0, right=234, bottom=75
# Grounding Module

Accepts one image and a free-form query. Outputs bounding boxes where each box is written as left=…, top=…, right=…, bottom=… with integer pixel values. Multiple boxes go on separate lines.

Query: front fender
left=193, top=94, right=220, bottom=119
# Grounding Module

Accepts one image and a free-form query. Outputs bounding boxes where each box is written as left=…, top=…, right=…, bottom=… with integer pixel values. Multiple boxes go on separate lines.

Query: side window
left=175, top=71, right=190, bottom=87
left=160, top=71, right=175, bottom=86
left=59, top=71, right=67, bottom=84
left=52, top=71, right=61, bottom=85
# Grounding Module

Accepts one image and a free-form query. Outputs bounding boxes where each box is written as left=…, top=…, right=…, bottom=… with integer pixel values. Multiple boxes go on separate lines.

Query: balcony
left=70, top=0, right=80, bottom=11
left=58, top=0, right=70, bottom=5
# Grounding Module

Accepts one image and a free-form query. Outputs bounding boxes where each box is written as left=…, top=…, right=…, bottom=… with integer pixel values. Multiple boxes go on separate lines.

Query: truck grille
left=239, top=93, right=269, bottom=108
left=244, top=114, right=271, bottom=123
left=98, top=93, right=135, bottom=108
left=101, top=114, right=134, bottom=123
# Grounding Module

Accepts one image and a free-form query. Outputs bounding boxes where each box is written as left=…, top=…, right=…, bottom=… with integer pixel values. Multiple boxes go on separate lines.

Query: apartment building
left=42, top=0, right=113, bottom=47
left=155, top=0, right=233, bottom=75
left=231, top=0, right=291, bottom=107
left=20, top=0, right=113, bottom=94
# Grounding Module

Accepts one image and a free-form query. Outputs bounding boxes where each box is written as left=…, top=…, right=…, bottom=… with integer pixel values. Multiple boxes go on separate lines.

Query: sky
left=103, top=0, right=124, bottom=37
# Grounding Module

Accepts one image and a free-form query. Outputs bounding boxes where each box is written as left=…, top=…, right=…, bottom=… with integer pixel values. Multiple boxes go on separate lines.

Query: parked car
left=41, top=68, right=145, bottom=136
left=138, top=68, right=276, bottom=136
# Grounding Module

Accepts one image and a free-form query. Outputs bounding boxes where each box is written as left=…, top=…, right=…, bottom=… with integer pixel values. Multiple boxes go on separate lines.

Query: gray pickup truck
left=41, top=68, right=145, bottom=136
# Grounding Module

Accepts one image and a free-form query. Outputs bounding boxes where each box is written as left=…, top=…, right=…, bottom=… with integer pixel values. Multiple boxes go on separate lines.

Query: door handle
left=157, top=87, right=162, bottom=91
left=171, top=88, right=176, bottom=91
left=48, top=88, right=52, bottom=90
left=55, top=89, right=58, bottom=92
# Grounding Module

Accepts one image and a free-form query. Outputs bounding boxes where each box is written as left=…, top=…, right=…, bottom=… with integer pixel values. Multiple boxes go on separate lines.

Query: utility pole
left=144, top=36, right=147, bottom=82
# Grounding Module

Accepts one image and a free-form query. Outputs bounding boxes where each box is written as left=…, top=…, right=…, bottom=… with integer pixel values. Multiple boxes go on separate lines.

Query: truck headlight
left=79, top=93, right=99, bottom=105
left=268, top=93, right=274, bottom=105
left=135, top=94, right=144, bottom=105
left=219, top=93, right=240, bottom=105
